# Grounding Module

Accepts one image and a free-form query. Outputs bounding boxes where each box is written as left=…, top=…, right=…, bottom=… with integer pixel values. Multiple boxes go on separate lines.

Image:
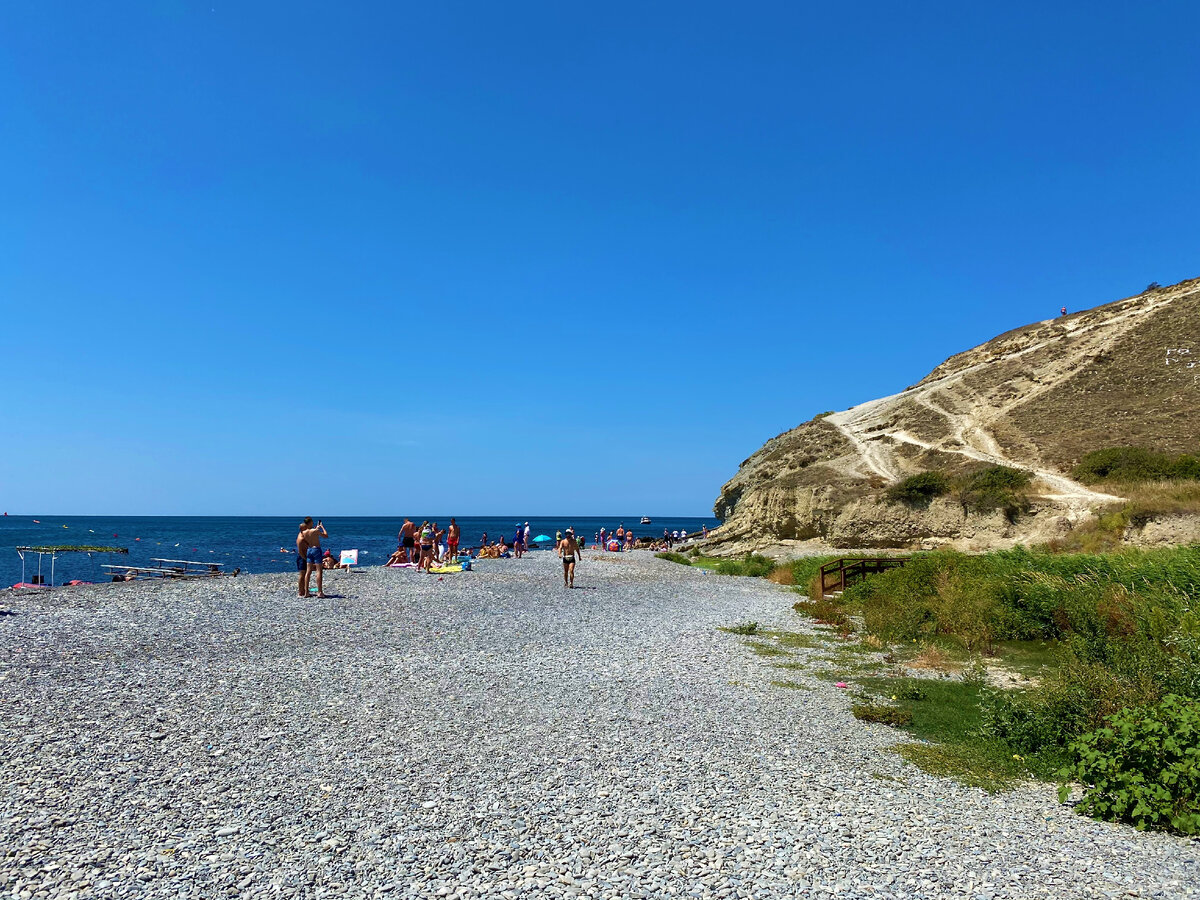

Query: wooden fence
left=818, top=556, right=910, bottom=595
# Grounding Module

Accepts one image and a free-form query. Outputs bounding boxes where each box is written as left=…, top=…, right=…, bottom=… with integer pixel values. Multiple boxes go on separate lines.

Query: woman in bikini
left=418, top=521, right=435, bottom=572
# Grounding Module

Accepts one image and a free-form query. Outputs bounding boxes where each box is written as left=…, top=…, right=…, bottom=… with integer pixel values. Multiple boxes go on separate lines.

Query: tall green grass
left=838, top=546, right=1200, bottom=748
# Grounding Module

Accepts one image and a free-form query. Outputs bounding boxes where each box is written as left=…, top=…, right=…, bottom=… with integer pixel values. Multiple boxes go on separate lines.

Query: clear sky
left=2, top=1, right=1198, bottom=516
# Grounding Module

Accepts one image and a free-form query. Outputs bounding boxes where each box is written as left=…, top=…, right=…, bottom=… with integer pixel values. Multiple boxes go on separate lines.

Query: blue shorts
left=296, top=555, right=307, bottom=572
left=306, top=547, right=322, bottom=566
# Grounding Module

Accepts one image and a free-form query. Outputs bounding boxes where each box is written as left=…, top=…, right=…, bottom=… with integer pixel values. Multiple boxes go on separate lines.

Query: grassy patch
left=989, top=640, right=1059, bottom=677
left=744, top=641, right=789, bottom=658
left=655, top=551, right=692, bottom=566
left=770, top=679, right=812, bottom=690
left=776, top=544, right=1200, bottom=829
left=719, top=621, right=759, bottom=636
left=715, top=554, right=776, bottom=577
left=760, top=629, right=827, bottom=650
left=895, top=742, right=1023, bottom=793
left=852, top=702, right=913, bottom=726
left=772, top=661, right=809, bottom=671
left=856, top=676, right=1069, bottom=790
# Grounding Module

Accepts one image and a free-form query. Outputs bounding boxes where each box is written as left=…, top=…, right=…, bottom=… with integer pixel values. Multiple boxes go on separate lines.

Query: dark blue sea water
left=0, top=515, right=717, bottom=587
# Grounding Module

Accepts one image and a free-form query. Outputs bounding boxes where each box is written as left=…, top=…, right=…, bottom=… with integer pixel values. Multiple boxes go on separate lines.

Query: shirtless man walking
left=447, top=518, right=460, bottom=561
left=557, top=528, right=580, bottom=588
left=299, top=517, right=329, bottom=598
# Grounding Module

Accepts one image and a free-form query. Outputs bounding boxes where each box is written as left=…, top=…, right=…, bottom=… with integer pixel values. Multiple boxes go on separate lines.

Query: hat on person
left=323, top=550, right=333, bottom=558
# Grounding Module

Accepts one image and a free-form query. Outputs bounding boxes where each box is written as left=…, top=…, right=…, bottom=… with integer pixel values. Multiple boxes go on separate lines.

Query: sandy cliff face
left=711, top=278, right=1200, bottom=552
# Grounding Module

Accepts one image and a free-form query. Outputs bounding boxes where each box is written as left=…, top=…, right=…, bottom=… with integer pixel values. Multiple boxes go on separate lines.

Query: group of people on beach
left=376, top=518, right=583, bottom=586
left=383, top=518, right=462, bottom=572
left=292, top=517, right=709, bottom=594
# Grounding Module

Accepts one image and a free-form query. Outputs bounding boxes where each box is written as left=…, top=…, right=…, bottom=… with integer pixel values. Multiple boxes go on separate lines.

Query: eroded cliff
left=711, top=277, right=1200, bottom=553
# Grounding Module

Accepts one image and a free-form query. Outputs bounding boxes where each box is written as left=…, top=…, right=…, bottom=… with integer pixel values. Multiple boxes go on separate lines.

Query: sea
left=0, top=515, right=718, bottom=588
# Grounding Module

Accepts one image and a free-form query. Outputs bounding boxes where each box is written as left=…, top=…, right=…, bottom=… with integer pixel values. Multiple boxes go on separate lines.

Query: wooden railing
left=818, top=556, right=910, bottom=595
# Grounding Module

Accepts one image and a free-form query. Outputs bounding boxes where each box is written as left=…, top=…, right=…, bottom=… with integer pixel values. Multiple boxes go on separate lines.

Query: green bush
left=887, top=471, right=952, bottom=505
left=655, top=552, right=691, bottom=566
left=1058, top=694, right=1200, bottom=834
left=1072, top=447, right=1200, bottom=484
left=716, top=554, right=775, bottom=577
left=958, top=466, right=1032, bottom=517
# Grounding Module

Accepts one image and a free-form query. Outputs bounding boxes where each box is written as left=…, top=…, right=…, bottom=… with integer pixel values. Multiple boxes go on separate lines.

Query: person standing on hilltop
left=299, top=517, right=329, bottom=598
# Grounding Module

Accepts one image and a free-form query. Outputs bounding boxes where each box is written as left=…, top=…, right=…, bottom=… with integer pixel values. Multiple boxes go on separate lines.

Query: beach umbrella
left=533, top=534, right=552, bottom=542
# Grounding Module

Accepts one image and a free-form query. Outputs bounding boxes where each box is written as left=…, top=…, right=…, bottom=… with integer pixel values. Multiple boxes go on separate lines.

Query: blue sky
left=2, top=1, right=1198, bottom=516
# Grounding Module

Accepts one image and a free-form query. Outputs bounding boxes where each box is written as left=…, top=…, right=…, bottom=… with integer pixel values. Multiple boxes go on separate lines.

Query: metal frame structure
left=15, top=545, right=129, bottom=587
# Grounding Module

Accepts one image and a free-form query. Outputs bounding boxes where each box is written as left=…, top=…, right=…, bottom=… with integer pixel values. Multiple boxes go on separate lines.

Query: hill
left=710, top=277, right=1200, bottom=552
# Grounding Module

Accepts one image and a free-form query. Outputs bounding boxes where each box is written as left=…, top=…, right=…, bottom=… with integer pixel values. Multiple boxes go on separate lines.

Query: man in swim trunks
left=399, top=518, right=416, bottom=563
left=513, top=524, right=525, bottom=559
left=299, top=517, right=329, bottom=598
left=447, top=518, right=460, bottom=561
left=295, top=521, right=310, bottom=597
left=557, top=528, right=580, bottom=588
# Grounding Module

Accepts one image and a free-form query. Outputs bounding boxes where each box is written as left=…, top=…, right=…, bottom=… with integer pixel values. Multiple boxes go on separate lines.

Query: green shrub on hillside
left=1073, top=447, right=1200, bottom=484
left=887, top=471, right=952, bottom=505
left=884, top=466, right=1032, bottom=518
left=655, top=552, right=691, bottom=566
left=957, top=465, right=1032, bottom=517
left=1059, top=694, right=1200, bottom=835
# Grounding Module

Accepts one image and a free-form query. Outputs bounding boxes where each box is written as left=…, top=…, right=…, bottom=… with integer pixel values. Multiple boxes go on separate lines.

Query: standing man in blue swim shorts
left=295, top=521, right=310, bottom=597
left=299, top=517, right=329, bottom=598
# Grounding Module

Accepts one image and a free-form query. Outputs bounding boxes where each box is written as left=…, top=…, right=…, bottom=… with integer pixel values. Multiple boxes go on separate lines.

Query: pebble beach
left=2, top=552, right=1196, bottom=900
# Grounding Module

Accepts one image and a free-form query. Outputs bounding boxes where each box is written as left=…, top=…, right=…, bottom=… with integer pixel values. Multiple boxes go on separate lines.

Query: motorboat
left=640, top=516, right=651, bottom=524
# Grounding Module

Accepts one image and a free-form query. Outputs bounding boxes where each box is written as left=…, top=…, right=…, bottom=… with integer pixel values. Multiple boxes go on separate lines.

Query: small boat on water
left=640, top=516, right=651, bottom=524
